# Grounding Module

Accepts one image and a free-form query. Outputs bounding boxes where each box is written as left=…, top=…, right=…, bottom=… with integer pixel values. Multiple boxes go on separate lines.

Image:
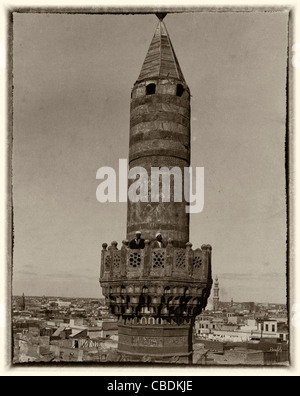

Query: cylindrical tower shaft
left=127, top=21, right=190, bottom=247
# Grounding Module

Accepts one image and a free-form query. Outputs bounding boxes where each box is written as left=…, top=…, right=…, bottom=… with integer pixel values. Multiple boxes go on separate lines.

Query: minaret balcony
left=100, top=240, right=212, bottom=321
left=100, top=240, right=212, bottom=285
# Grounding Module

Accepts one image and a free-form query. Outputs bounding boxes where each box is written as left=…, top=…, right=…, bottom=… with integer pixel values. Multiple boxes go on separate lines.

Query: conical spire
left=137, top=20, right=186, bottom=83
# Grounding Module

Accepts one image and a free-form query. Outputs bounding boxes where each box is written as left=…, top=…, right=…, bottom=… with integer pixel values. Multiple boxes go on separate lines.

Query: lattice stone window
left=113, top=253, right=121, bottom=269
left=152, top=250, right=165, bottom=269
left=193, top=256, right=202, bottom=269
left=128, top=251, right=142, bottom=268
left=175, top=249, right=186, bottom=270
left=105, top=255, right=111, bottom=270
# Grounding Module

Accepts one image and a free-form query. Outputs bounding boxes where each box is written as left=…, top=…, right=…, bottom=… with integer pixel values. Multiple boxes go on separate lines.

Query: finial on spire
left=156, top=12, right=167, bottom=21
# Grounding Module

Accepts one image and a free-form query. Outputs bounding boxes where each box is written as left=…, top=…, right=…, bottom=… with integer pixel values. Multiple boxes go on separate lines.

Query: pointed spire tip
left=156, top=12, right=167, bottom=21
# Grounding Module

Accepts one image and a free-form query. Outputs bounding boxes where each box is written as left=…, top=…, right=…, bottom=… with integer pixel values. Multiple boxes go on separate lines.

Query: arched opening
left=164, top=286, right=171, bottom=295
left=146, top=83, right=156, bottom=95
left=142, top=286, right=149, bottom=295
left=176, top=84, right=184, bottom=97
left=139, top=294, right=146, bottom=308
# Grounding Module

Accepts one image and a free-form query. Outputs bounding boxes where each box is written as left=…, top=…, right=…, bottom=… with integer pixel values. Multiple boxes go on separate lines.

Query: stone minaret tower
left=100, top=16, right=213, bottom=364
left=213, top=276, right=220, bottom=312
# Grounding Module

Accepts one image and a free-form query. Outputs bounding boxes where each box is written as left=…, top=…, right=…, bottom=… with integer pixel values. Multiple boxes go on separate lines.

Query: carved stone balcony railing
left=101, top=240, right=212, bottom=282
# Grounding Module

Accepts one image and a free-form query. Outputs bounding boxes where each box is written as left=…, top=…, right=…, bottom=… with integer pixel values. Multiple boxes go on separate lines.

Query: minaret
left=20, top=293, right=26, bottom=311
left=127, top=17, right=190, bottom=248
left=213, top=277, right=220, bottom=312
left=100, top=15, right=213, bottom=364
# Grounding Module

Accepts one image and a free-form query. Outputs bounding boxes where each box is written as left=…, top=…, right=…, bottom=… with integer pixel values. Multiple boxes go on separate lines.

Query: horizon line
left=12, top=294, right=287, bottom=306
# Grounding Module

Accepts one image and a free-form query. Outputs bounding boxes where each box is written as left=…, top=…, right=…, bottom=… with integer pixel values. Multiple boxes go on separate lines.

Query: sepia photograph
left=4, top=2, right=297, bottom=375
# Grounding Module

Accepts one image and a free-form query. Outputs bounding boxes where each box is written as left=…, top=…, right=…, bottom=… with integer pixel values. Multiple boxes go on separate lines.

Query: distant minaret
left=231, top=298, right=234, bottom=307
left=20, top=293, right=26, bottom=311
left=213, top=277, right=220, bottom=311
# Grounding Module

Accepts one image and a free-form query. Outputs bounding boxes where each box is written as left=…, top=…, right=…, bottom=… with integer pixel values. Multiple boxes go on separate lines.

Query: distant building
left=257, top=320, right=288, bottom=342
left=102, top=321, right=118, bottom=339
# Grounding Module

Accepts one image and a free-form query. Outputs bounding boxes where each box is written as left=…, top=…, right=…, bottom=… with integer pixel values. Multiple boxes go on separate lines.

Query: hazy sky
left=12, top=11, right=288, bottom=303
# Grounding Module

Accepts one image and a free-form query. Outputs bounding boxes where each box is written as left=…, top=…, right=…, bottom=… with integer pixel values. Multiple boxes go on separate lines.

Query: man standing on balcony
left=129, top=231, right=145, bottom=249
left=152, top=232, right=167, bottom=248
